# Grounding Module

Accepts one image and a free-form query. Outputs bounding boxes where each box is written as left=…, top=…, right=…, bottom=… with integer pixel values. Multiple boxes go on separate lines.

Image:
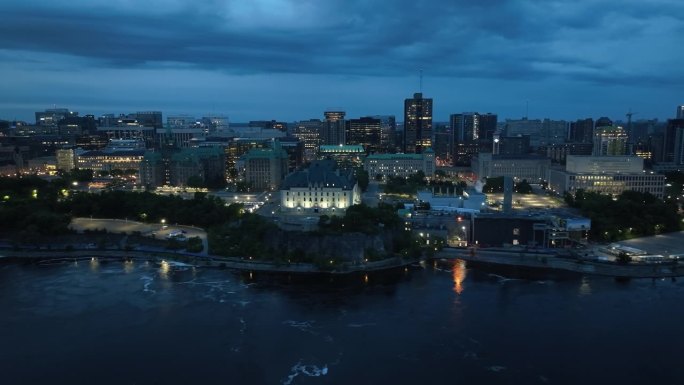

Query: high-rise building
left=541, top=119, right=568, bottom=146
left=662, top=119, right=684, bottom=164
left=372, top=115, right=396, bottom=152
left=505, top=118, right=543, bottom=147
left=676, top=105, right=684, bottom=119
left=569, top=118, right=594, bottom=144
left=450, top=113, right=479, bottom=144
left=322, top=110, right=346, bottom=145
left=593, top=126, right=628, bottom=156
left=404, top=93, right=432, bottom=153
left=346, top=116, right=382, bottom=152
left=292, top=119, right=323, bottom=161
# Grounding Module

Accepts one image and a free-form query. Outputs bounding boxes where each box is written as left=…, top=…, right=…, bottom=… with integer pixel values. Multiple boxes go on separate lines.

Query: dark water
left=1, top=258, right=683, bottom=385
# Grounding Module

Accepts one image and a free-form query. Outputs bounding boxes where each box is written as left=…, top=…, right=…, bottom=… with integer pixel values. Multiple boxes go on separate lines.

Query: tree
left=482, top=177, right=504, bottom=193
left=355, top=167, right=369, bottom=192
left=186, top=175, right=204, bottom=188
left=515, top=179, right=533, bottom=194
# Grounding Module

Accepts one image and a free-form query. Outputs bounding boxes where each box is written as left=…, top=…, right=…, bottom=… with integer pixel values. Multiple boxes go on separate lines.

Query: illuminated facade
left=364, top=149, right=435, bottom=179
left=280, top=160, right=360, bottom=211
left=404, top=93, right=432, bottom=153
left=55, top=148, right=76, bottom=171
left=593, top=126, right=627, bottom=156
left=77, top=150, right=145, bottom=172
left=548, top=155, right=665, bottom=199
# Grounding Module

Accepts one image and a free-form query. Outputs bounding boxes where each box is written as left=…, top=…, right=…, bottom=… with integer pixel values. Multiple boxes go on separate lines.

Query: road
left=70, top=218, right=208, bottom=256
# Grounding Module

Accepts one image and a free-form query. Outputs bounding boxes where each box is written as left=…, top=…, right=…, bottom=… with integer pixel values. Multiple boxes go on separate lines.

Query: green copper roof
left=319, top=144, right=365, bottom=153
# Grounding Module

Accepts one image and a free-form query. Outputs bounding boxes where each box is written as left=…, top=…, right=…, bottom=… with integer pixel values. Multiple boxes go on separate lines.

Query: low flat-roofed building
left=364, top=148, right=435, bottom=179
left=548, top=155, right=665, bottom=199
left=472, top=213, right=590, bottom=248
left=416, top=188, right=486, bottom=212
left=472, top=153, right=550, bottom=182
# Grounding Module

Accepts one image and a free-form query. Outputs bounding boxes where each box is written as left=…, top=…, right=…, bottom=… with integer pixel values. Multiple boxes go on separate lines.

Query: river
left=0, top=258, right=682, bottom=385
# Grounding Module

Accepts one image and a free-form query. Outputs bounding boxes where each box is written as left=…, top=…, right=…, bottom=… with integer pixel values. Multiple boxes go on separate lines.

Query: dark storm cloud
left=0, top=0, right=682, bottom=84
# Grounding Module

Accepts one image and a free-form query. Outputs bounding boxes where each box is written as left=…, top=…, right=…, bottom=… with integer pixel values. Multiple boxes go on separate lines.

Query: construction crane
left=626, top=109, right=638, bottom=127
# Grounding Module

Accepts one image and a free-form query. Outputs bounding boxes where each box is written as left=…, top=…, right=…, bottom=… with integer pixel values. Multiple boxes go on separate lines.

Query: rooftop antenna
left=525, top=100, right=529, bottom=119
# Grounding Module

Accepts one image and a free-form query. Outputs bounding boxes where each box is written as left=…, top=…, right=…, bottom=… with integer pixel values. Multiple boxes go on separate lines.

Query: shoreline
left=3, top=246, right=683, bottom=279
left=0, top=248, right=419, bottom=275
left=437, top=247, right=684, bottom=279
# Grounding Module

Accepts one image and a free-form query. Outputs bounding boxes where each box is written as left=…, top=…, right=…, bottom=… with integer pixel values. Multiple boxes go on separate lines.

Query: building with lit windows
left=292, top=119, right=322, bottom=161
left=55, top=148, right=76, bottom=171
left=472, top=153, right=550, bottom=182
left=240, top=143, right=289, bottom=191
left=364, top=149, right=435, bottom=179
left=139, top=146, right=225, bottom=188
left=404, top=93, right=432, bottom=153
left=593, top=126, right=628, bottom=156
left=280, top=160, right=360, bottom=212
left=548, top=155, right=665, bottom=199
left=319, top=144, right=365, bottom=168
left=322, top=110, right=346, bottom=146
left=346, top=117, right=382, bottom=152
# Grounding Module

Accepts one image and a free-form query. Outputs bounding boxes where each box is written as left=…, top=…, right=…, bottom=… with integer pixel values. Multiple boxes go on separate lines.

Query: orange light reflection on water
left=453, top=259, right=466, bottom=295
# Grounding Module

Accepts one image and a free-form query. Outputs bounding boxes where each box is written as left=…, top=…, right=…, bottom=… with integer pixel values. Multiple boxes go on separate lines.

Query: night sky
left=1, top=0, right=682, bottom=123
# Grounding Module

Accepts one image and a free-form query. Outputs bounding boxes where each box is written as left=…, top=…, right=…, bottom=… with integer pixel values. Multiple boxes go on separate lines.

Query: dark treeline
left=0, top=176, right=242, bottom=241
left=565, top=189, right=682, bottom=242
left=482, top=177, right=533, bottom=194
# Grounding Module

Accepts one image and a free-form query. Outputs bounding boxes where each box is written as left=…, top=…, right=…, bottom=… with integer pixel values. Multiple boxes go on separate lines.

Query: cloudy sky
left=1, top=0, right=682, bottom=123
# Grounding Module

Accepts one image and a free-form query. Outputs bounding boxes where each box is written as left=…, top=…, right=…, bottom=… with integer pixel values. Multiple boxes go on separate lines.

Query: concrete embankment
left=0, top=249, right=415, bottom=275
left=438, top=247, right=684, bottom=278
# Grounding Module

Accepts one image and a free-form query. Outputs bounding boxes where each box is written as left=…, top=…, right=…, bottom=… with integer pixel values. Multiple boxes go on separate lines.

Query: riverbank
left=438, top=247, right=684, bottom=278
left=0, top=248, right=418, bottom=275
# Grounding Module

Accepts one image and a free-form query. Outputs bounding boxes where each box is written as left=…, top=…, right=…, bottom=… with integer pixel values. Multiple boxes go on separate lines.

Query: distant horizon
left=2, top=98, right=682, bottom=126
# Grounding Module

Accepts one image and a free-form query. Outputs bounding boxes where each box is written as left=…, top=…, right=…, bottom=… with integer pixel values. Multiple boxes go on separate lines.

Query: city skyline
left=1, top=0, right=683, bottom=122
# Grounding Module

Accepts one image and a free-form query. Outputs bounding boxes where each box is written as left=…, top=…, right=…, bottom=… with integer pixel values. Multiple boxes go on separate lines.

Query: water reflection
left=89, top=257, right=99, bottom=272
left=159, top=260, right=170, bottom=280
left=453, top=259, right=467, bottom=295
left=123, top=260, right=134, bottom=274
left=579, top=277, right=592, bottom=296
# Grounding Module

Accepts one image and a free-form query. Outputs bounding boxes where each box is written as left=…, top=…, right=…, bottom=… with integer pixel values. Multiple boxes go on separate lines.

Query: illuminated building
left=346, top=117, right=381, bottom=152
left=280, top=160, right=361, bottom=212
left=364, top=149, right=435, bottom=179
left=548, top=155, right=665, bottom=199
left=319, top=144, right=365, bottom=169
left=56, top=148, right=76, bottom=171
left=292, top=119, right=322, bottom=161
left=323, top=110, right=346, bottom=146
left=593, top=126, right=628, bottom=156
left=404, top=93, right=432, bottom=153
